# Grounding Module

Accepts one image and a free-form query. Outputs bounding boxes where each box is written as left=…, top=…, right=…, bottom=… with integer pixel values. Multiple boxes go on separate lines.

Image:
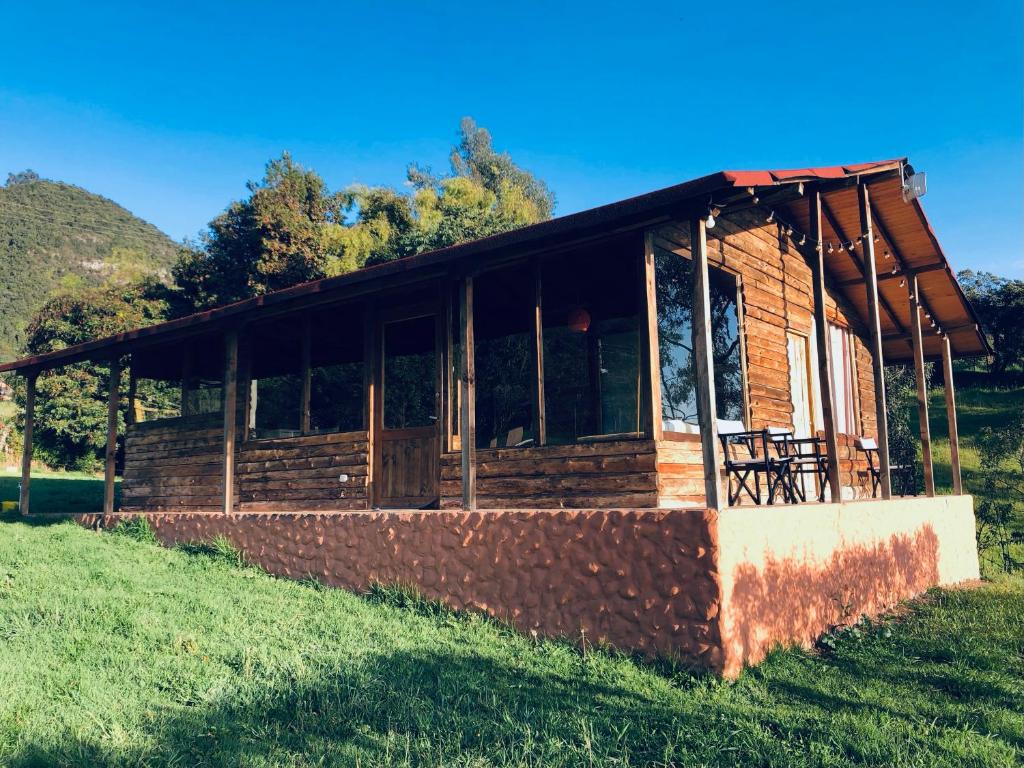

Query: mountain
left=0, top=171, right=179, bottom=360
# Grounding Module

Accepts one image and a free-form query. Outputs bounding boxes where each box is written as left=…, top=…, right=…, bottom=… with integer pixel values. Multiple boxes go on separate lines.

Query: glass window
left=655, top=244, right=744, bottom=430
left=474, top=266, right=534, bottom=449
left=541, top=238, right=641, bottom=444
left=383, top=315, right=437, bottom=430
left=248, top=318, right=303, bottom=439
left=134, top=378, right=181, bottom=422
left=183, top=377, right=222, bottom=417
left=309, top=307, right=364, bottom=434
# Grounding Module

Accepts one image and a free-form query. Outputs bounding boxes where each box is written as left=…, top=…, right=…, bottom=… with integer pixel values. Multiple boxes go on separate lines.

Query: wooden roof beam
left=869, top=202, right=944, bottom=337
left=835, top=261, right=946, bottom=287
left=820, top=196, right=906, bottom=336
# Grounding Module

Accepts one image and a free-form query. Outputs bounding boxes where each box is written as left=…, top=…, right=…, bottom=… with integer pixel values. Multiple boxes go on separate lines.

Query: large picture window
left=542, top=239, right=641, bottom=444
left=247, top=307, right=366, bottom=441
left=474, top=266, right=534, bottom=449
left=247, top=317, right=304, bottom=440
left=655, top=245, right=744, bottom=431
left=309, top=306, right=364, bottom=434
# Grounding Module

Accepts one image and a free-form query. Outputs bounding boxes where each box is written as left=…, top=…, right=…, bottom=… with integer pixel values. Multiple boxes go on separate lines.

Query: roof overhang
left=0, top=158, right=989, bottom=374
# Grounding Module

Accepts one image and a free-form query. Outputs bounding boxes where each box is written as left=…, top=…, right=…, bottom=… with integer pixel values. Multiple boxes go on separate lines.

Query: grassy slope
left=0, top=516, right=1020, bottom=768
left=0, top=178, right=178, bottom=359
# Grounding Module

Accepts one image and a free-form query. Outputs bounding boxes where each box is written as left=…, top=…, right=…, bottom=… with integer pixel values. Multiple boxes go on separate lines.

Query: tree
left=14, top=280, right=171, bottom=470
left=172, top=120, right=556, bottom=311
left=173, top=153, right=343, bottom=310
left=972, top=410, right=1024, bottom=574
left=958, top=270, right=1024, bottom=373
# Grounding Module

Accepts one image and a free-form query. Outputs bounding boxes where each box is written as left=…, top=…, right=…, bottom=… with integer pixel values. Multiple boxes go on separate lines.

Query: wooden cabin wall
left=121, top=414, right=228, bottom=512
left=235, top=431, right=369, bottom=511
left=439, top=440, right=659, bottom=509
left=653, top=209, right=878, bottom=499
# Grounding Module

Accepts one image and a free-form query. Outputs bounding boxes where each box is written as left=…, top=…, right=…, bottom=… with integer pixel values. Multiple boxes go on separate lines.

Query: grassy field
left=0, top=515, right=1020, bottom=767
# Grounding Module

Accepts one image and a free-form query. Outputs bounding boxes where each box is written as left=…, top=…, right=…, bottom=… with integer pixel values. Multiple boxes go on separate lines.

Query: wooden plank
left=859, top=183, right=892, bottom=498
left=809, top=189, right=844, bottom=500
left=690, top=215, right=723, bottom=510
left=641, top=231, right=663, bottom=440
left=103, top=358, right=121, bottom=516
left=941, top=334, right=962, bottom=495
left=19, top=372, right=35, bottom=515
left=909, top=274, right=935, bottom=496
left=531, top=259, right=546, bottom=446
left=222, top=330, right=239, bottom=514
left=460, top=276, right=476, bottom=510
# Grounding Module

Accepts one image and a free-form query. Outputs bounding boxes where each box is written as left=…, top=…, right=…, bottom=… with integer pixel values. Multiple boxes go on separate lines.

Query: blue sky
left=1, top=1, right=1021, bottom=276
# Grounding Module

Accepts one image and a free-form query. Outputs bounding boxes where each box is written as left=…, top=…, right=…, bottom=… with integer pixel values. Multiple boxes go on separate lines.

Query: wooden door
left=374, top=311, right=441, bottom=508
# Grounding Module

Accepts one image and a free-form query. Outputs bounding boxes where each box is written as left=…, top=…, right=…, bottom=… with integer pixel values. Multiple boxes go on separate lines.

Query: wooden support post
left=641, top=231, right=663, bottom=441
left=181, top=345, right=193, bottom=417
left=459, top=276, right=476, bottom=510
left=858, top=182, right=892, bottom=498
left=690, top=216, right=723, bottom=510
left=809, top=189, right=844, bottom=501
left=103, top=358, right=121, bottom=516
left=941, top=335, right=962, bottom=494
left=222, top=330, right=239, bottom=515
left=19, top=371, right=36, bottom=516
left=126, top=361, right=138, bottom=427
left=363, top=304, right=376, bottom=507
left=909, top=275, right=935, bottom=496
left=300, top=315, right=312, bottom=434
left=530, top=260, right=546, bottom=446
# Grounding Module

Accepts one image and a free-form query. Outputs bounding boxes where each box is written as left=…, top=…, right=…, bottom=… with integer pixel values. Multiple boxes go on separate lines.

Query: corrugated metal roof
left=0, top=159, right=987, bottom=373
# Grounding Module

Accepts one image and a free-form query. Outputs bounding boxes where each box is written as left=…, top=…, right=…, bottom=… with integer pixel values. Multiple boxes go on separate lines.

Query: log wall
left=121, top=414, right=227, bottom=512
left=439, top=440, right=659, bottom=509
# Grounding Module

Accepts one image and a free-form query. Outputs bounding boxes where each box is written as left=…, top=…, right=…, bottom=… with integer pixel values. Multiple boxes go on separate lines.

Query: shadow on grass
left=3, top=647, right=696, bottom=767
left=0, top=474, right=119, bottom=515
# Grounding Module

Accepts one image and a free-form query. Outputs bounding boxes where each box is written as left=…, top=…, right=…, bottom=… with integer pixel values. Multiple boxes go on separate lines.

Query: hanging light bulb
left=884, top=251, right=892, bottom=259
left=786, top=226, right=794, bottom=237
left=874, top=235, right=880, bottom=243
left=799, top=234, right=807, bottom=246
left=705, top=205, right=720, bottom=229
left=899, top=279, right=906, bottom=288
left=766, top=211, right=775, bottom=223
left=827, top=242, right=834, bottom=254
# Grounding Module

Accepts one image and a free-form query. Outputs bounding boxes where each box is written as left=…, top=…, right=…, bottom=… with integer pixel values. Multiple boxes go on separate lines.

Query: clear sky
left=1, top=1, right=1021, bottom=276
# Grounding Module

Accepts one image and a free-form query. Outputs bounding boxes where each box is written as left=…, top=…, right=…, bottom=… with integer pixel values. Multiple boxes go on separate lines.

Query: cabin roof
left=0, top=159, right=989, bottom=374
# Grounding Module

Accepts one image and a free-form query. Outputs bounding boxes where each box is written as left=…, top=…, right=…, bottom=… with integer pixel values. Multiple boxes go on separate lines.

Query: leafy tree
left=958, top=270, right=1024, bottom=373
left=972, top=410, right=1024, bottom=574
left=173, top=153, right=343, bottom=310
left=174, top=120, right=556, bottom=311
left=13, top=280, right=172, bottom=470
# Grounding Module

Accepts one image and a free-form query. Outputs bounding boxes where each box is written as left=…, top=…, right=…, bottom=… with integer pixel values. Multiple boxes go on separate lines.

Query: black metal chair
left=773, top=432, right=830, bottom=502
left=856, top=437, right=918, bottom=497
left=719, top=428, right=794, bottom=506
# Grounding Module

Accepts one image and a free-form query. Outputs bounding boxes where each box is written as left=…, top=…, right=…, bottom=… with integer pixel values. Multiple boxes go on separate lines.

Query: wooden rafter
left=820, top=197, right=906, bottom=336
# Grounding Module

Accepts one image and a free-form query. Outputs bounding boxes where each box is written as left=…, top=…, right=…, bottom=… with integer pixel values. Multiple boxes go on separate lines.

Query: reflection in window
left=309, top=307, right=364, bottom=434
left=655, top=245, right=744, bottom=430
left=183, top=377, right=222, bottom=417
left=474, top=266, right=534, bottom=448
left=542, top=239, right=641, bottom=444
left=134, top=378, right=181, bottom=422
left=383, top=315, right=436, bottom=430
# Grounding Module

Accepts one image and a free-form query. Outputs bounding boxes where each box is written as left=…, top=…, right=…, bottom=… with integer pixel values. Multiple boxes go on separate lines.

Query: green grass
left=0, top=468, right=120, bottom=515
left=0, top=516, right=1020, bottom=767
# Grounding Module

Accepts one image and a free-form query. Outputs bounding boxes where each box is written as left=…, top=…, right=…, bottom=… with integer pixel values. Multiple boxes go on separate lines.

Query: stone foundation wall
left=97, top=507, right=725, bottom=670
left=88, top=496, right=980, bottom=678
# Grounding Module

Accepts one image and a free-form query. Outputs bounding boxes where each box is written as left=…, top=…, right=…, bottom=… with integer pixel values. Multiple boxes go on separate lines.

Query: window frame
left=242, top=307, right=368, bottom=444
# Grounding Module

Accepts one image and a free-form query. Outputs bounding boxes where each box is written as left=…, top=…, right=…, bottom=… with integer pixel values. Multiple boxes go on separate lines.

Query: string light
left=827, top=242, right=834, bottom=254
left=766, top=211, right=775, bottom=223
left=899, top=279, right=906, bottom=288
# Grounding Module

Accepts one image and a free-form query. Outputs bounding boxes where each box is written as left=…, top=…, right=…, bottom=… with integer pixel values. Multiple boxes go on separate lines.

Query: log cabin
left=0, top=159, right=988, bottom=676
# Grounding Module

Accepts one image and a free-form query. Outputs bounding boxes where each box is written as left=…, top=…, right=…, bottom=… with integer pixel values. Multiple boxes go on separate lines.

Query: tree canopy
left=958, top=270, right=1024, bottom=373
left=173, top=118, right=555, bottom=311
left=15, top=280, right=172, bottom=470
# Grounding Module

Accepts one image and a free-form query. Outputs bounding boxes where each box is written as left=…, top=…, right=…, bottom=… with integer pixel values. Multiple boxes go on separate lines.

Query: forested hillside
left=0, top=171, right=177, bottom=360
